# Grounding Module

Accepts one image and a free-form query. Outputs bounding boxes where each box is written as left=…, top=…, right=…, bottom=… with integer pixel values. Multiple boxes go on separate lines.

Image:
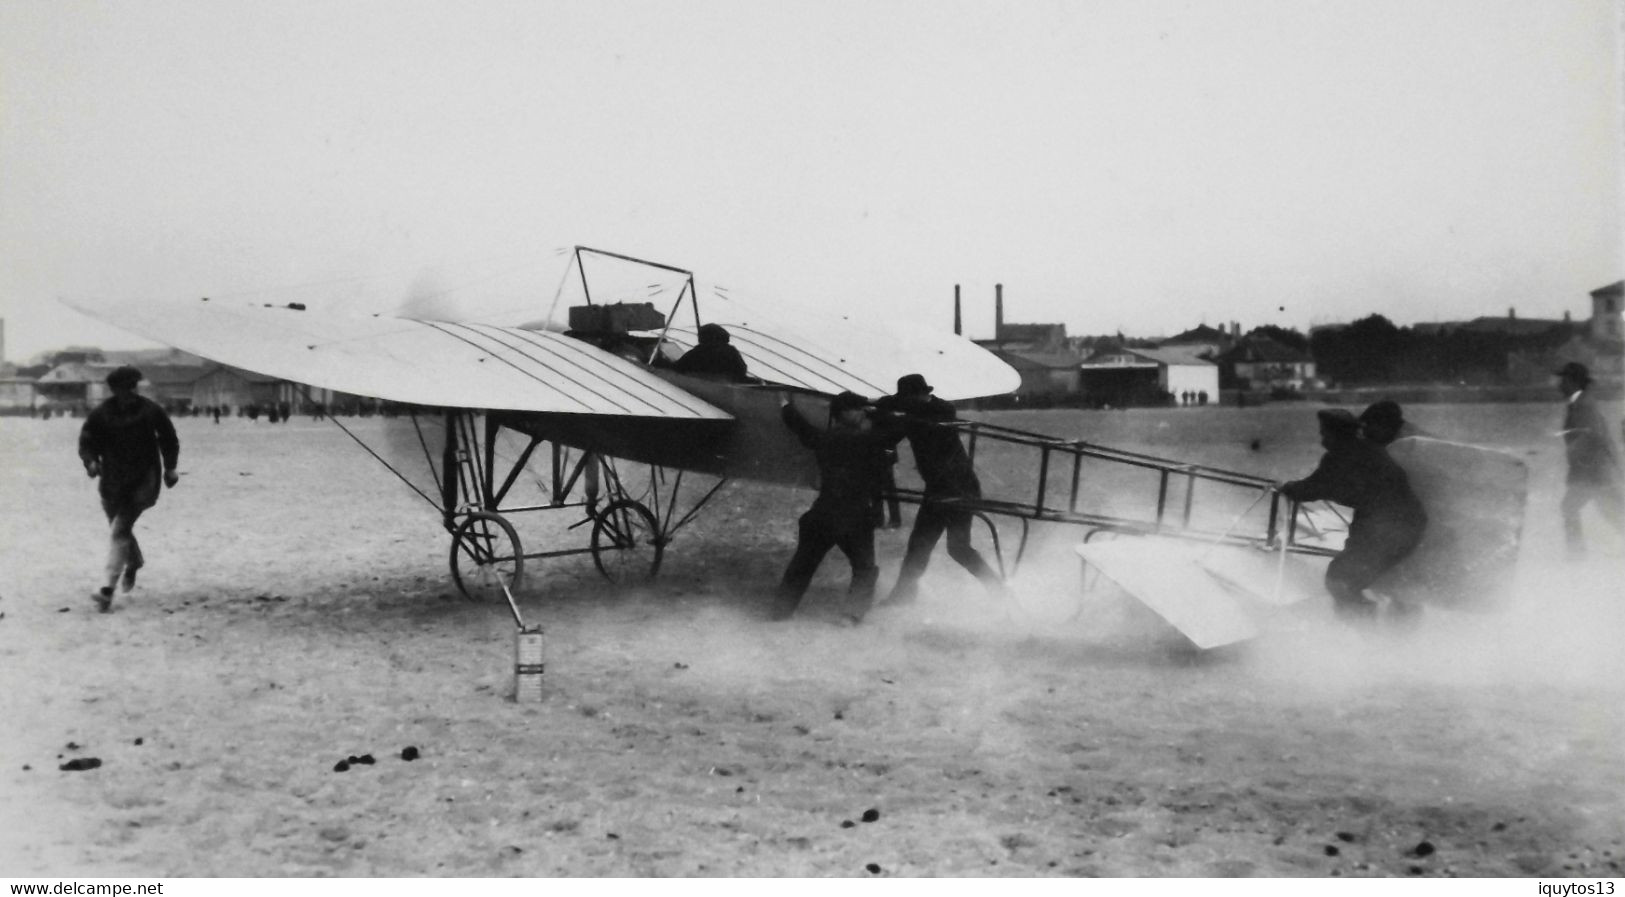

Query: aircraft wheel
left=450, top=511, right=524, bottom=601
left=590, top=499, right=664, bottom=584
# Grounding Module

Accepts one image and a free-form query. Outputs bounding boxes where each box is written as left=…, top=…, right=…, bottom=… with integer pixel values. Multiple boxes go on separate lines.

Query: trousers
left=774, top=508, right=878, bottom=619
left=888, top=499, right=1000, bottom=602
left=99, top=468, right=161, bottom=588
left=1324, top=528, right=1418, bottom=621
left=1561, top=478, right=1625, bottom=558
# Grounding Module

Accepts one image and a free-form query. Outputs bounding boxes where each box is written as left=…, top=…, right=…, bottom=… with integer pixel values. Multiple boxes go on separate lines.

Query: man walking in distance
left=773, top=391, right=896, bottom=623
left=875, top=374, right=1003, bottom=605
left=1555, top=362, right=1623, bottom=560
left=79, top=366, right=180, bottom=612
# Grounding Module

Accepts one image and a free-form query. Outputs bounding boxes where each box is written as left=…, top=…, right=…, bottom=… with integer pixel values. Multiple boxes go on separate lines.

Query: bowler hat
left=1316, top=408, right=1360, bottom=436
left=1555, top=361, right=1591, bottom=385
left=1358, top=399, right=1403, bottom=428
left=106, top=366, right=143, bottom=389
left=896, top=373, right=932, bottom=396
left=829, top=391, right=870, bottom=415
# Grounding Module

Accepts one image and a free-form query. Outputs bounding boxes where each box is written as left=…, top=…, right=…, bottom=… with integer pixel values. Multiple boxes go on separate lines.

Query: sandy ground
left=1, top=406, right=1622, bottom=878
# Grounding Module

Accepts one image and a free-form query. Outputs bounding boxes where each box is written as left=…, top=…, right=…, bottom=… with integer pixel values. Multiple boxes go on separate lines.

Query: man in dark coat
left=78, top=366, right=180, bottom=612
left=874, top=373, right=1002, bottom=605
left=1555, top=362, right=1623, bottom=559
left=1280, top=408, right=1427, bottom=623
left=773, top=391, right=897, bottom=622
left=674, top=323, right=750, bottom=382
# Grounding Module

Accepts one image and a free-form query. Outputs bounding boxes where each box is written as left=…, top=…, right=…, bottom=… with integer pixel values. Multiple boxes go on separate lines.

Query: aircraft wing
left=656, top=301, right=1020, bottom=401
left=62, top=298, right=730, bottom=419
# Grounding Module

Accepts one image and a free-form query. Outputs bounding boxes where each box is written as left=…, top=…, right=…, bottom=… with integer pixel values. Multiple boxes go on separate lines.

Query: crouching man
left=1280, top=408, right=1426, bottom=624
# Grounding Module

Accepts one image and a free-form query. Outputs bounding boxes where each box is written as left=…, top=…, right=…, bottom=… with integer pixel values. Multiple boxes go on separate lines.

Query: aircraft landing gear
left=450, top=511, right=524, bottom=601
left=430, top=411, right=723, bottom=599
left=590, top=499, right=664, bottom=585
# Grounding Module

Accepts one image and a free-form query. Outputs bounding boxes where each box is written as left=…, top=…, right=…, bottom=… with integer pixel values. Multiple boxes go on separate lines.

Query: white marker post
left=501, top=582, right=544, bottom=703
left=514, top=626, right=545, bottom=703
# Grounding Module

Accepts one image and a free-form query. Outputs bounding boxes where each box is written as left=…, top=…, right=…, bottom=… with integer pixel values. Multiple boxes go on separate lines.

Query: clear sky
left=2, top=0, right=1621, bottom=362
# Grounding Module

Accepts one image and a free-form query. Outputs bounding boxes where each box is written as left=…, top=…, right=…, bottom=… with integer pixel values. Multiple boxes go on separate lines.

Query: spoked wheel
left=450, top=511, right=524, bottom=601
left=590, top=499, right=664, bottom=584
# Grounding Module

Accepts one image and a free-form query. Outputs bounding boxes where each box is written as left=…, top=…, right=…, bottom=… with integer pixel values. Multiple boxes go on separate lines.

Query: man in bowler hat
left=875, top=373, right=1003, bottom=605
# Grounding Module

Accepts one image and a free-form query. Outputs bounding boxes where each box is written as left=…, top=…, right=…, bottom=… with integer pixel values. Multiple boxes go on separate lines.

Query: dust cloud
left=6, top=410, right=1622, bottom=875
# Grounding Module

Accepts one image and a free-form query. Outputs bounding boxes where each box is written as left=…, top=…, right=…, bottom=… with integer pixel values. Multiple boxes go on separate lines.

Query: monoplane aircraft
left=67, top=246, right=1528, bottom=648
left=65, top=246, right=1021, bottom=615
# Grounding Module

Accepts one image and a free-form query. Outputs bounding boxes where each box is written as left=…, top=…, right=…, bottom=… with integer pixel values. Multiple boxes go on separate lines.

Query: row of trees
left=1308, top=315, right=1576, bottom=385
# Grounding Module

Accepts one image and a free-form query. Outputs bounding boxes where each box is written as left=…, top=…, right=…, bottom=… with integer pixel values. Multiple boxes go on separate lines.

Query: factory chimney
left=995, top=284, right=1004, bottom=339
left=954, top=285, right=962, bottom=335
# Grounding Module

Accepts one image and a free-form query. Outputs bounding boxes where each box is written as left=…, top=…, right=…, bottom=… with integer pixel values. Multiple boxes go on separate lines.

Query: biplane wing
left=62, top=297, right=732, bottom=419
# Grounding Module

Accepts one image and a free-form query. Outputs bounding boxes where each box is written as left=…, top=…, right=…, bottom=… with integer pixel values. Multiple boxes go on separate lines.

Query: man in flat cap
left=874, top=373, right=1003, bottom=606
left=673, top=323, right=750, bottom=382
left=1280, top=408, right=1427, bottom=624
left=78, top=366, right=180, bottom=612
left=1555, top=362, right=1623, bottom=559
left=772, top=391, right=899, bottom=622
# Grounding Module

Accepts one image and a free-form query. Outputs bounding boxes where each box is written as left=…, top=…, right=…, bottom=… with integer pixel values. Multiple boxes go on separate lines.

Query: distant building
left=104, top=347, right=209, bottom=368
left=990, top=322, right=1069, bottom=352
left=1216, top=335, right=1318, bottom=391
left=1078, top=345, right=1218, bottom=407
left=971, top=284, right=1070, bottom=353
left=38, top=361, right=218, bottom=411
left=31, top=359, right=279, bottom=412
left=42, top=349, right=106, bottom=366
left=961, top=284, right=1083, bottom=400
left=0, top=376, right=35, bottom=412
left=1508, top=282, right=1623, bottom=388
left=190, top=364, right=291, bottom=410
left=1158, top=322, right=1239, bottom=359
left=18, top=345, right=353, bottom=415
left=988, top=349, right=1083, bottom=397
left=1413, top=307, right=1573, bottom=339
left=145, top=365, right=213, bottom=407
left=34, top=361, right=108, bottom=410
left=1551, top=282, right=1623, bottom=388
left=1589, top=281, right=1623, bottom=344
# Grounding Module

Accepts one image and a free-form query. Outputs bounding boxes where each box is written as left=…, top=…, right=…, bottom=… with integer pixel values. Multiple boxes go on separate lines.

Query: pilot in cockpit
left=673, top=323, right=750, bottom=382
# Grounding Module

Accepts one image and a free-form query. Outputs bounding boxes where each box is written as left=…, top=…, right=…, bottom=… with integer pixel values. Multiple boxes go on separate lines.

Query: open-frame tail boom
left=888, top=416, right=1337, bottom=573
